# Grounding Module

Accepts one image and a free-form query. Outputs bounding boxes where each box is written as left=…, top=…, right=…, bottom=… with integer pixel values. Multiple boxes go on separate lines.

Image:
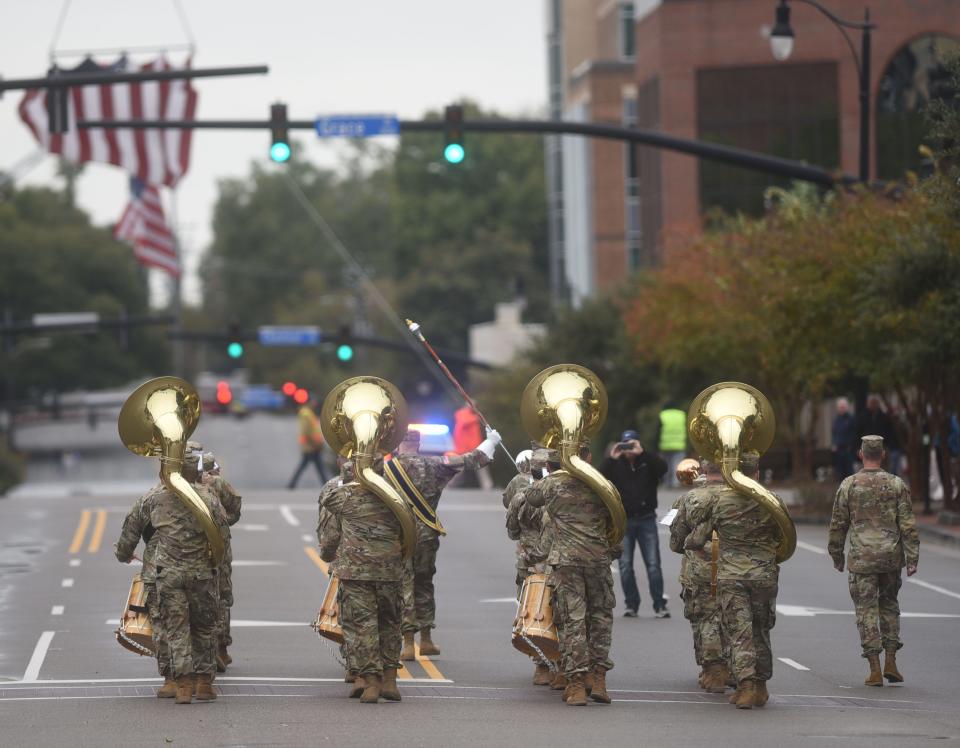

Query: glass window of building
left=620, top=2, right=636, bottom=60
left=623, top=95, right=642, bottom=271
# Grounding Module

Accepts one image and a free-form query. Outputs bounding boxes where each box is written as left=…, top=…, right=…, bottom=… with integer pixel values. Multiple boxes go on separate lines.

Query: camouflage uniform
left=828, top=467, right=919, bottom=657
left=688, top=485, right=782, bottom=685
left=115, top=484, right=225, bottom=678
left=202, top=469, right=241, bottom=650
left=505, top=474, right=543, bottom=593
left=669, top=484, right=726, bottom=670
left=397, top=449, right=491, bottom=633
left=319, top=476, right=403, bottom=678
left=526, top=471, right=615, bottom=677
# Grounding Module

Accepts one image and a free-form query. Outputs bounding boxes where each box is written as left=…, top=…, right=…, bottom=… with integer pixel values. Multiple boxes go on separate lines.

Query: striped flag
left=114, top=177, right=180, bottom=277
left=17, top=56, right=197, bottom=188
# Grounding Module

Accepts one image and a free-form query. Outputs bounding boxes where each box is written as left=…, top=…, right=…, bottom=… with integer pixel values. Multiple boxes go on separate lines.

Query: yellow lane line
left=69, top=510, right=91, bottom=554
left=397, top=664, right=413, bottom=680
left=414, top=643, right=446, bottom=681
left=88, top=510, right=107, bottom=553
left=303, top=546, right=329, bottom=574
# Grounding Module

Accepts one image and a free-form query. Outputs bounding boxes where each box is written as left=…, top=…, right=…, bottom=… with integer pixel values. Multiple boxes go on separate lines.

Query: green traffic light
left=227, top=342, right=244, bottom=359
left=444, top=143, right=465, bottom=164
left=270, top=141, right=291, bottom=162
left=336, top=344, right=354, bottom=362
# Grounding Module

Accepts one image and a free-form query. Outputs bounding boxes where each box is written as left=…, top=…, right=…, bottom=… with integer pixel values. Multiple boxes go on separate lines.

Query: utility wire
left=170, top=0, right=196, bottom=54
left=48, top=0, right=73, bottom=63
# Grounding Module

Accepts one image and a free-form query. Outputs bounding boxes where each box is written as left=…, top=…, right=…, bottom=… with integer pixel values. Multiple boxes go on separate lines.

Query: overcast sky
left=0, top=0, right=548, bottom=303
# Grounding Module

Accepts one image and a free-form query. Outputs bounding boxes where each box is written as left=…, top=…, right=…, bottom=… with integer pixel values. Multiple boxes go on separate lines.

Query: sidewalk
left=915, top=510, right=960, bottom=549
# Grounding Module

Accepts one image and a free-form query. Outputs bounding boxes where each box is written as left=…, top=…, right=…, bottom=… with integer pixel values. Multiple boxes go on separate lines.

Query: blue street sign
left=314, top=114, right=400, bottom=139
left=257, top=326, right=321, bottom=347
left=242, top=385, right=285, bottom=410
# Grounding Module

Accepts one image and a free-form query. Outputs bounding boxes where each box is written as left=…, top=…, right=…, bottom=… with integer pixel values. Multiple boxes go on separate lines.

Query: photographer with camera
left=600, top=430, right=670, bottom=618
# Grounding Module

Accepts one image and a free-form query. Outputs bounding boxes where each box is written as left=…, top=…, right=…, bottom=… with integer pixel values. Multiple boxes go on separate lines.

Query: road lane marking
left=398, top=664, right=413, bottom=680
left=106, top=618, right=306, bottom=627
left=61, top=578, right=74, bottom=588
left=232, top=560, right=286, bottom=567
left=301, top=533, right=313, bottom=543
left=51, top=605, right=64, bottom=616
left=795, top=540, right=827, bottom=555
left=778, top=603, right=960, bottom=618
left=88, top=509, right=107, bottom=553
left=480, top=597, right=517, bottom=603
left=69, top=559, right=81, bottom=567
left=414, top=643, right=446, bottom=681
left=778, top=657, right=810, bottom=671
left=68, top=510, right=91, bottom=553
left=907, top=577, right=960, bottom=601
left=22, top=631, right=56, bottom=682
left=280, top=505, right=301, bottom=527
left=303, top=546, right=329, bottom=574
left=236, top=523, right=269, bottom=531
left=1, top=676, right=452, bottom=686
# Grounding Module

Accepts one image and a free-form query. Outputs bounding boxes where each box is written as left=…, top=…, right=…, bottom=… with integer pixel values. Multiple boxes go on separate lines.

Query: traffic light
left=335, top=325, right=354, bottom=363
left=227, top=321, right=244, bottom=359
left=216, top=380, right=233, bottom=405
left=270, top=102, right=291, bottom=163
left=443, top=104, right=465, bottom=164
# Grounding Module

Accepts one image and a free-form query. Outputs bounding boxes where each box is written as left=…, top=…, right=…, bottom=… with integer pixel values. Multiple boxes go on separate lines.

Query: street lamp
left=768, top=0, right=876, bottom=182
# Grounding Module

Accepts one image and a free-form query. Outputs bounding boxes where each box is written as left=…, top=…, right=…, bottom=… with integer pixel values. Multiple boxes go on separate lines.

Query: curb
left=785, top=515, right=960, bottom=549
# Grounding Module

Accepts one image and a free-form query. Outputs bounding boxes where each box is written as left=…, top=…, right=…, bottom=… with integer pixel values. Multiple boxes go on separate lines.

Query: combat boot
left=754, top=680, right=769, bottom=707
left=195, top=673, right=217, bottom=701
left=698, top=669, right=706, bottom=689
left=883, top=649, right=903, bottom=683
left=565, top=673, right=588, bottom=706
left=157, top=678, right=177, bottom=698
left=349, top=675, right=367, bottom=698
left=381, top=668, right=401, bottom=702
left=174, top=675, right=194, bottom=704
left=533, top=663, right=552, bottom=686
left=583, top=669, right=594, bottom=696
left=418, top=627, right=440, bottom=656
left=703, top=662, right=728, bottom=694
left=360, top=674, right=382, bottom=703
left=218, top=643, right=232, bottom=666
left=733, top=679, right=756, bottom=709
left=345, top=670, right=356, bottom=683
left=550, top=671, right=567, bottom=690
left=400, top=632, right=416, bottom=661
left=865, top=654, right=884, bottom=687
left=589, top=666, right=611, bottom=704
left=216, top=652, right=227, bottom=673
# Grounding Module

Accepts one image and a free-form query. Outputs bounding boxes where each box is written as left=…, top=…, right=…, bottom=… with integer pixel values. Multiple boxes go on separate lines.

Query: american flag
left=114, top=177, right=180, bottom=277
left=17, top=56, right=197, bottom=188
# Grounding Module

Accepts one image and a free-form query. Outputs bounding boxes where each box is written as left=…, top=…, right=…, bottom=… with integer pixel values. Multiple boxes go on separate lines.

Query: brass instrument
left=320, top=376, right=417, bottom=559
left=687, top=382, right=796, bottom=563
left=119, top=376, right=224, bottom=565
left=520, top=364, right=626, bottom=546
left=676, top=457, right=702, bottom=487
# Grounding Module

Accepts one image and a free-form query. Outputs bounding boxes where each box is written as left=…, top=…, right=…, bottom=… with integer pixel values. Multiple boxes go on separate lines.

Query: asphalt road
left=1, top=483, right=959, bottom=748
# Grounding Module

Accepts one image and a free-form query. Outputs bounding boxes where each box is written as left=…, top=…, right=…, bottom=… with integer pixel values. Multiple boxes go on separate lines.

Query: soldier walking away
left=392, top=426, right=500, bottom=660
left=115, top=444, right=226, bottom=704
left=320, top=460, right=405, bottom=704
left=685, top=454, right=783, bottom=709
left=828, top=435, right=920, bottom=687
left=656, top=403, right=688, bottom=488
left=287, top=397, right=329, bottom=489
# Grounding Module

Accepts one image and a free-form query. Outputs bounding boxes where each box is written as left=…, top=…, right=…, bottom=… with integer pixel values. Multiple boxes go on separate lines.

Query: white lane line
left=779, top=657, right=810, bottom=671
left=279, top=505, right=301, bottom=527
left=235, top=524, right=269, bottom=532
left=907, top=577, right=960, bottom=601
left=479, top=597, right=517, bottom=603
left=61, top=578, right=74, bottom=588
left=106, top=618, right=307, bottom=627
left=301, top=533, right=313, bottom=543
left=232, top=560, right=286, bottom=567
left=1, top=676, right=451, bottom=686
left=69, top=559, right=81, bottom=567
left=795, top=540, right=828, bottom=555
left=50, top=605, right=64, bottom=616
left=22, top=631, right=56, bottom=682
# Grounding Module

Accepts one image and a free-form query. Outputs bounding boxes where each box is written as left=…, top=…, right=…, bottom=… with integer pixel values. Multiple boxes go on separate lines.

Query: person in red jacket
left=453, top=406, right=493, bottom=489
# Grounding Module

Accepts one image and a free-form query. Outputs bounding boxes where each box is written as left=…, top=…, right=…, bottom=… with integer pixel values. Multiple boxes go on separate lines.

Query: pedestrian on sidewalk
left=287, top=397, right=329, bottom=489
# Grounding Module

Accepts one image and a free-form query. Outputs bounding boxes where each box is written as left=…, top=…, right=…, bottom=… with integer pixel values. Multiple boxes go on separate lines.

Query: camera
left=616, top=441, right=632, bottom=450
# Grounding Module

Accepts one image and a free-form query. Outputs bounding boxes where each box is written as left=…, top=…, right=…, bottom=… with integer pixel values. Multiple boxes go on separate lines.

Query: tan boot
left=418, top=628, right=440, bottom=656
left=703, top=662, right=728, bottom=694
left=754, top=680, right=769, bottom=707
left=565, top=673, right=588, bottom=706
left=583, top=669, right=594, bottom=696
left=344, top=670, right=356, bottom=683
left=865, top=654, right=884, bottom=687
left=195, top=673, right=217, bottom=701
left=218, top=643, right=232, bottom=666
left=590, top=666, right=611, bottom=704
left=157, top=678, right=177, bottom=698
left=175, top=675, right=194, bottom=704
left=360, top=674, right=382, bottom=703
left=698, top=669, right=706, bottom=689
left=533, top=664, right=552, bottom=686
left=215, top=652, right=227, bottom=673
left=550, top=671, right=567, bottom=691
left=381, top=668, right=401, bottom=702
left=733, top=679, right=756, bottom=709
left=883, top=649, right=903, bottom=683
left=349, top=675, right=367, bottom=698
left=400, top=633, right=416, bottom=661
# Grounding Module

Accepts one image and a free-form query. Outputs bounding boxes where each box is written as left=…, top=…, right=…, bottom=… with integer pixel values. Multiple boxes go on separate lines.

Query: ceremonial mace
left=406, top=319, right=517, bottom=468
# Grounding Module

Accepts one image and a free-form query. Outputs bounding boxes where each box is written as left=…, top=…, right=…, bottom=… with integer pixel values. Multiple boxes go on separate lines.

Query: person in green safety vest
left=657, top=403, right=688, bottom=488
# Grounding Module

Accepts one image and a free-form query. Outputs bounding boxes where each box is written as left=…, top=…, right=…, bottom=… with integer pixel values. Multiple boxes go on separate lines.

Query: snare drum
left=312, top=573, right=343, bottom=644
left=511, top=572, right=560, bottom=661
left=115, top=574, right=156, bottom=657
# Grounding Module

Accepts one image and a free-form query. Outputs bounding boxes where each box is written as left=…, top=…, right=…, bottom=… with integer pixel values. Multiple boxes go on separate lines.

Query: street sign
left=257, top=326, right=321, bottom=347
left=314, top=114, right=400, bottom=139
left=32, top=312, right=100, bottom=327
left=242, top=385, right=285, bottom=410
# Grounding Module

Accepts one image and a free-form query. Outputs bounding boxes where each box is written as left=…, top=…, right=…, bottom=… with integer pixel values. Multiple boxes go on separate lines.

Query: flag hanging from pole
left=17, top=56, right=198, bottom=187
left=114, top=177, right=180, bottom=277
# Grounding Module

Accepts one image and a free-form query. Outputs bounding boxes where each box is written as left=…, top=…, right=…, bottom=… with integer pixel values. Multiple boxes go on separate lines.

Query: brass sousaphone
left=320, top=376, right=417, bottom=559
left=687, top=382, right=797, bottom=562
left=520, top=364, right=626, bottom=546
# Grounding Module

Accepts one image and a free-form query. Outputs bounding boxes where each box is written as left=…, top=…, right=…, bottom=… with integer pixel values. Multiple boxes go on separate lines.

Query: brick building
left=546, top=0, right=959, bottom=304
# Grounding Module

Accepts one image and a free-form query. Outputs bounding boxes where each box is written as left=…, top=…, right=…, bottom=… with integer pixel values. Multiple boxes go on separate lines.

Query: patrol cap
left=202, top=452, right=216, bottom=471
left=861, top=435, right=884, bottom=458
left=186, top=440, right=203, bottom=452
left=738, top=452, right=760, bottom=473
left=401, top=428, right=421, bottom=446
left=532, top=447, right=560, bottom=465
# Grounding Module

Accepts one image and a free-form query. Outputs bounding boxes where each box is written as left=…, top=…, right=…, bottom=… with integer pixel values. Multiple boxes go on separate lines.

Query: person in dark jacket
left=857, top=395, right=899, bottom=474
left=600, top=430, right=670, bottom=618
left=832, top=398, right=859, bottom=481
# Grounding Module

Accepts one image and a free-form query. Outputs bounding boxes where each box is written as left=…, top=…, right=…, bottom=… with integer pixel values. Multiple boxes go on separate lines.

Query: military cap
left=861, top=434, right=884, bottom=458
left=202, top=452, right=216, bottom=471
left=186, top=439, right=203, bottom=452
left=401, top=428, right=421, bottom=445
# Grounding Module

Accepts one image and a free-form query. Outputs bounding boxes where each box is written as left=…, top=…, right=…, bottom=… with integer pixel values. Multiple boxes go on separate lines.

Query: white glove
left=478, top=428, right=502, bottom=459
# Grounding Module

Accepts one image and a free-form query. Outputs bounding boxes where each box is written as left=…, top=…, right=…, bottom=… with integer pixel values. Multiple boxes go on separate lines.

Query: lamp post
left=769, top=0, right=876, bottom=182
